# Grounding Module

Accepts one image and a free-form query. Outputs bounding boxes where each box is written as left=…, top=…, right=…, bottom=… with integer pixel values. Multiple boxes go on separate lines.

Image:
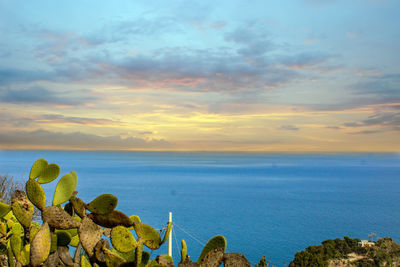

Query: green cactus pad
left=79, top=217, right=102, bottom=257
left=110, top=225, right=137, bottom=253
left=11, top=190, right=34, bottom=228
left=30, top=222, right=51, bottom=267
left=69, top=234, right=80, bottom=247
left=7, top=241, right=14, bottom=267
left=80, top=254, right=91, bottom=267
left=10, top=223, right=23, bottom=260
left=0, top=221, right=6, bottom=235
left=20, top=244, right=30, bottom=266
left=4, top=210, right=15, bottom=221
left=50, top=233, right=58, bottom=253
left=0, top=201, right=11, bottom=218
left=87, top=194, right=118, bottom=215
left=180, top=239, right=187, bottom=263
left=6, top=217, right=15, bottom=230
left=55, top=226, right=78, bottom=238
left=134, top=223, right=161, bottom=250
left=37, top=163, right=61, bottom=184
left=56, top=230, right=72, bottom=246
left=70, top=196, right=86, bottom=218
left=127, top=215, right=140, bottom=230
left=197, top=235, right=227, bottom=264
left=135, top=242, right=143, bottom=266
left=88, top=210, right=132, bottom=228
left=11, top=202, right=33, bottom=228
left=53, top=171, right=78, bottom=206
left=111, top=248, right=136, bottom=262
left=29, top=221, right=41, bottom=243
left=29, top=158, right=48, bottom=179
left=103, top=248, right=127, bottom=266
left=25, top=179, right=46, bottom=211
left=130, top=215, right=141, bottom=223
left=160, top=222, right=173, bottom=245
left=42, top=205, right=80, bottom=229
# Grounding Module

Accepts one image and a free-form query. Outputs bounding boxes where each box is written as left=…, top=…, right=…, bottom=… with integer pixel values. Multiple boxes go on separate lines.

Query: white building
left=358, top=240, right=375, bottom=247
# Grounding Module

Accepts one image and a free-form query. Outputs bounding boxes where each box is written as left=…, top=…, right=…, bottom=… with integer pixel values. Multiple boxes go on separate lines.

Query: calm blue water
left=1, top=150, right=400, bottom=266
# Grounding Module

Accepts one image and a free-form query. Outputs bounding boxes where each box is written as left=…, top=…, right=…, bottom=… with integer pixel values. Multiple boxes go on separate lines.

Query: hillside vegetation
left=290, top=236, right=400, bottom=267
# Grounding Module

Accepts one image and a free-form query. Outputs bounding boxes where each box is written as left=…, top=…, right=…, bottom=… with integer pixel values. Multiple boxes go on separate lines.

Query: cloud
left=325, top=126, right=342, bottom=130
left=0, top=113, right=34, bottom=127
left=0, top=129, right=173, bottom=150
left=225, top=24, right=275, bottom=58
left=94, top=46, right=299, bottom=92
left=209, top=22, right=226, bottom=30
left=280, top=52, right=333, bottom=70
left=39, top=114, right=119, bottom=125
left=353, top=74, right=400, bottom=98
left=343, top=110, right=400, bottom=132
left=0, top=86, right=96, bottom=106
left=86, top=17, right=179, bottom=45
left=348, top=130, right=382, bottom=135
left=280, top=125, right=300, bottom=131
left=0, top=69, right=51, bottom=86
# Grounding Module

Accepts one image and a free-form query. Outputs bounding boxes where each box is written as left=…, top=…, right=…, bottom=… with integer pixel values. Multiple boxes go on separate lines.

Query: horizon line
left=1, top=148, right=399, bottom=154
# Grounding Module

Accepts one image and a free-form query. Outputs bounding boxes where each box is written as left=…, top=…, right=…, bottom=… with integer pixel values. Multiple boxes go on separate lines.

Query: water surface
left=1, top=150, right=399, bottom=266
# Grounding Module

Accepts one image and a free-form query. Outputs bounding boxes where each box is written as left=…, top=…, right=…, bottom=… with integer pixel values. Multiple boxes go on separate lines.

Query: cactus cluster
left=0, top=158, right=251, bottom=267
left=178, top=235, right=251, bottom=267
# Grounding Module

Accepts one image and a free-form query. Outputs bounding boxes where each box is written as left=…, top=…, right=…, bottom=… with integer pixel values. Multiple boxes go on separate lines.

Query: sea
left=0, top=150, right=399, bottom=266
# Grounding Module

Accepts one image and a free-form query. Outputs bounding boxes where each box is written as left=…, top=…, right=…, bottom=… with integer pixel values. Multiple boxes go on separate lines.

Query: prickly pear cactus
left=11, top=190, right=34, bottom=228
left=79, top=216, right=102, bottom=257
left=30, top=158, right=60, bottom=183
left=53, top=171, right=77, bottom=205
left=103, top=247, right=127, bottom=266
left=160, top=221, right=173, bottom=245
left=10, top=222, right=23, bottom=261
left=25, top=178, right=46, bottom=211
left=42, top=205, right=80, bottom=229
left=1, top=158, right=251, bottom=267
left=88, top=210, right=132, bottom=228
left=199, top=247, right=224, bottom=267
left=70, top=195, right=86, bottom=218
left=87, top=193, right=118, bottom=215
left=134, top=222, right=161, bottom=250
left=111, top=225, right=137, bottom=253
left=30, top=222, right=51, bottom=266
left=0, top=202, right=11, bottom=218
left=197, top=235, right=227, bottom=264
left=180, top=239, right=187, bottom=263
left=29, top=221, right=41, bottom=243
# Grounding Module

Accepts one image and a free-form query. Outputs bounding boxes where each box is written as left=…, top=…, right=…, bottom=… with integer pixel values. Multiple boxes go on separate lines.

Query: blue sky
left=0, top=0, right=399, bottom=151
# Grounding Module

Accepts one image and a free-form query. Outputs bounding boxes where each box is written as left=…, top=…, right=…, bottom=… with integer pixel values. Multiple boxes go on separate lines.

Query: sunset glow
left=0, top=1, right=399, bottom=151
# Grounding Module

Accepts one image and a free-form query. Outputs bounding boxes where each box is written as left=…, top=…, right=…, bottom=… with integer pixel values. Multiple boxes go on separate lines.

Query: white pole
left=168, top=212, right=172, bottom=257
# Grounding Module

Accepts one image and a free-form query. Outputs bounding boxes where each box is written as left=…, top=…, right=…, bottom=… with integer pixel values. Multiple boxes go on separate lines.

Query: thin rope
left=174, top=223, right=206, bottom=246
left=172, top=226, right=180, bottom=256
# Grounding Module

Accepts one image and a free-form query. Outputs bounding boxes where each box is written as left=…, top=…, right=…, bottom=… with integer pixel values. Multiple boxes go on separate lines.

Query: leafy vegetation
left=290, top=236, right=400, bottom=267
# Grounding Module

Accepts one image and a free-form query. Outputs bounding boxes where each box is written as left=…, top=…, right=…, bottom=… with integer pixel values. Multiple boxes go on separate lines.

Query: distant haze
left=0, top=1, right=399, bottom=151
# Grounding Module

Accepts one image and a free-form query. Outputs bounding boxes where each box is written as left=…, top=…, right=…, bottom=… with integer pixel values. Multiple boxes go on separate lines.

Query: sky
left=0, top=0, right=399, bottom=151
